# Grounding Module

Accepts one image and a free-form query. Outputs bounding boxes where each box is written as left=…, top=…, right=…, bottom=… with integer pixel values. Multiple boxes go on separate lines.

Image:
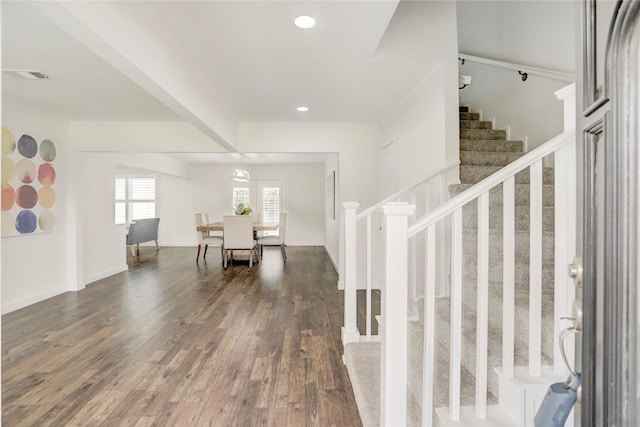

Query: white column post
left=554, top=83, right=577, bottom=373
left=379, top=202, right=415, bottom=427
left=342, top=202, right=361, bottom=344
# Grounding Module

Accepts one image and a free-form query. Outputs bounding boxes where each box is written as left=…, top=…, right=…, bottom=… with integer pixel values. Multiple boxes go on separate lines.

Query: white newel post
left=342, top=202, right=360, bottom=344
left=553, top=83, right=577, bottom=374
left=379, top=202, right=415, bottom=427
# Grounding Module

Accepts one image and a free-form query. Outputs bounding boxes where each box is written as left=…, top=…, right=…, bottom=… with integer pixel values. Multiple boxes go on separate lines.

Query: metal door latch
left=568, top=255, right=583, bottom=288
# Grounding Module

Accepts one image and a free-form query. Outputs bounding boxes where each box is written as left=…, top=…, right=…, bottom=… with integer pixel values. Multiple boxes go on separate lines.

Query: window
left=262, top=186, right=280, bottom=223
left=115, top=177, right=156, bottom=224
left=226, top=180, right=286, bottom=231
left=232, top=186, right=250, bottom=213
left=261, top=186, right=281, bottom=236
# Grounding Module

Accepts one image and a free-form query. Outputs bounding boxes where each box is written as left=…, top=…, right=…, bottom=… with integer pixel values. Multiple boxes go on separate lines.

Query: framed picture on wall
left=2, top=127, right=57, bottom=237
left=326, top=171, right=335, bottom=220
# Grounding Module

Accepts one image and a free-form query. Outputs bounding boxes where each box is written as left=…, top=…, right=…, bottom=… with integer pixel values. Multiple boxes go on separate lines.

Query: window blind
left=115, top=176, right=156, bottom=224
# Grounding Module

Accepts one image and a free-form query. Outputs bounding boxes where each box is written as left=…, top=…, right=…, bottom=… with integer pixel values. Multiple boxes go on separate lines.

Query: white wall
left=188, top=162, right=326, bottom=246
left=79, top=152, right=327, bottom=284
left=325, top=154, right=340, bottom=269
left=1, top=100, right=71, bottom=313
left=80, top=153, right=128, bottom=284
left=380, top=1, right=459, bottom=196
left=457, top=0, right=577, bottom=149
left=457, top=1, right=576, bottom=74
left=459, top=62, right=569, bottom=149
left=239, top=122, right=381, bottom=267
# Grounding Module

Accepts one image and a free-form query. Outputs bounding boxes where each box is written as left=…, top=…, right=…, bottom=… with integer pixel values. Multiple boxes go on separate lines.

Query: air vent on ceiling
left=4, top=69, right=50, bottom=80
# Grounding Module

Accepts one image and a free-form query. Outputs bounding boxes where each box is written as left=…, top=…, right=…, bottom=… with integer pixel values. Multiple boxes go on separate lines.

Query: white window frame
left=225, top=179, right=286, bottom=227
left=115, top=176, right=157, bottom=225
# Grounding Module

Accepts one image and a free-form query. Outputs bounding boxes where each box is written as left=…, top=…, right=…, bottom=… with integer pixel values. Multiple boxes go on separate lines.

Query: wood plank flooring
left=2, top=246, right=363, bottom=426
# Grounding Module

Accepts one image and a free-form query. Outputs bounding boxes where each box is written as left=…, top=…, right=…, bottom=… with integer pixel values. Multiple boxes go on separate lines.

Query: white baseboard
left=84, top=264, right=128, bottom=286
left=2, top=286, right=68, bottom=314
left=325, top=246, right=339, bottom=272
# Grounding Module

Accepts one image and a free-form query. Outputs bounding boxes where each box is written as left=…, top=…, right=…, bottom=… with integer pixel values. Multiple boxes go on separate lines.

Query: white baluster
left=366, top=214, right=372, bottom=340
left=342, top=202, right=360, bottom=344
left=379, top=202, right=415, bottom=427
left=476, top=192, right=489, bottom=418
left=449, top=208, right=463, bottom=420
left=503, top=177, right=516, bottom=377
left=422, top=225, right=437, bottom=426
left=529, top=161, right=543, bottom=376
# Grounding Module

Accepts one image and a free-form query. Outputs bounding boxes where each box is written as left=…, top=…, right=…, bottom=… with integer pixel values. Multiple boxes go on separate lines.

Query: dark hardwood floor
left=2, top=246, right=363, bottom=426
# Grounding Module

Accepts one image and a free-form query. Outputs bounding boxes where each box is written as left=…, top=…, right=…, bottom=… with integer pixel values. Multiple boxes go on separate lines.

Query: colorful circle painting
left=38, top=186, right=56, bottom=209
left=2, top=156, right=16, bottom=183
left=16, top=185, right=38, bottom=209
left=40, top=139, right=56, bottom=162
left=2, top=128, right=15, bottom=155
left=16, top=159, right=36, bottom=183
left=39, top=210, right=56, bottom=232
left=1, top=183, right=16, bottom=211
left=3, top=128, right=57, bottom=236
left=17, top=134, right=38, bottom=158
left=38, top=163, right=56, bottom=186
left=15, top=210, right=37, bottom=234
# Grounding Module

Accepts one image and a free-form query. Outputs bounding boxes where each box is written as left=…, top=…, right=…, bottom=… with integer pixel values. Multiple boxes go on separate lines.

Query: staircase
left=432, top=107, right=556, bottom=425
left=341, top=84, right=576, bottom=427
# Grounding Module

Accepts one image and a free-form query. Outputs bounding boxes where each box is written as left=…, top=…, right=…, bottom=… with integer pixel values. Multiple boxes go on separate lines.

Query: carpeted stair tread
left=460, top=112, right=480, bottom=121
left=463, top=253, right=555, bottom=289
left=460, top=129, right=507, bottom=140
left=460, top=139, right=524, bottom=153
left=433, top=296, right=553, bottom=400
left=344, top=329, right=478, bottom=427
left=461, top=203, right=555, bottom=232
left=462, top=229, right=555, bottom=263
left=460, top=120, right=493, bottom=130
left=460, top=165, right=555, bottom=185
left=460, top=151, right=525, bottom=166
left=460, top=106, right=470, bottom=113
left=459, top=281, right=555, bottom=360
left=449, top=183, right=555, bottom=207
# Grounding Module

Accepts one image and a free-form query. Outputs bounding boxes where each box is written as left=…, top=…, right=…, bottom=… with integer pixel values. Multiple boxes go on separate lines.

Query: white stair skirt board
left=436, top=405, right=517, bottom=426
left=344, top=342, right=380, bottom=427
left=495, top=366, right=569, bottom=427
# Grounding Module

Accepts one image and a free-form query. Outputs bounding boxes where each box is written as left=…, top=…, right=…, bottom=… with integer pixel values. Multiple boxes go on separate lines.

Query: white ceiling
left=170, top=152, right=329, bottom=165
left=2, top=1, right=446, bottom=166
left=2, top=1, right=440, bottom=124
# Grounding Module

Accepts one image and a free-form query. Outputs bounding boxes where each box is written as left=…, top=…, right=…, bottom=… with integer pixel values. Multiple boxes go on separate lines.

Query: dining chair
left=257, top=212, right=287, bottom=262
left=195, top=213, right=223, bottom=262
left=223, top=215, right=258, bottom=268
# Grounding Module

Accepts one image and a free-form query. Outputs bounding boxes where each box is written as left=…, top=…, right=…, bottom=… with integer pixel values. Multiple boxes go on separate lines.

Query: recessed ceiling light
left=296, top=106, right=309, bottom=112
left=294, top=16, right=316, bottom=29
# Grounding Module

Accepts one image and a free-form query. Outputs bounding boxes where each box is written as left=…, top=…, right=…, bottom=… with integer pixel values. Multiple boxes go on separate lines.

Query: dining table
left=196, top=222, right=279, bottom=233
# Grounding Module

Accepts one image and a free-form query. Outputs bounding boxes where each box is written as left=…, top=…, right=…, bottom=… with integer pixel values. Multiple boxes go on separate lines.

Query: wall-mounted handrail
left=356, top=161, right=459, bottom=220
left=408, top=129, right=575, bottom=237
left=459, top=53, right=575, bottom=83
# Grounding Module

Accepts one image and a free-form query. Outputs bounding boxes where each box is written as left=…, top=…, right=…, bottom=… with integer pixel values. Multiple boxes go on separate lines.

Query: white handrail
left=408, top=129, right=576, bottom=237
left=459, top=53, right=575, bottom=83
left=356, top=161, right=459, bottom=220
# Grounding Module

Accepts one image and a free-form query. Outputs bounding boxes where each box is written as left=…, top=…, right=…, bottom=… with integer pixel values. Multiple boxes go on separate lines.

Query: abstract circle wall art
left=17, top=134, right=37, bottom=158
left=40, top=140, right=56, bottom=162
left=2, top=156, right=16, bottom=183
left=38, top=186, right=56, bottom=209
left=1, top=127, right=57, bottom=237
left=15, top=210, right=37, bottom=234
left=37, top=163, right=56, bottom=186
left=2, top=128, right=15, bottom=155
left=38, top=210, right=56, bottom=232
left=16, top=159, right=36, bottom=183
left=1, top=184, right=16, bottom=211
